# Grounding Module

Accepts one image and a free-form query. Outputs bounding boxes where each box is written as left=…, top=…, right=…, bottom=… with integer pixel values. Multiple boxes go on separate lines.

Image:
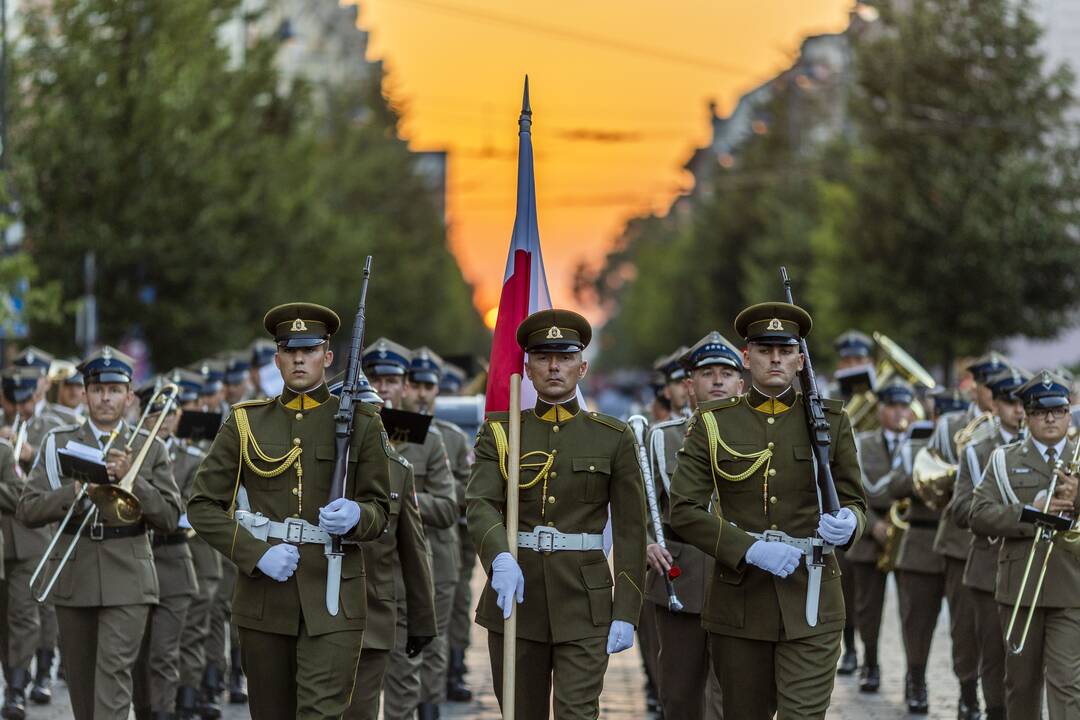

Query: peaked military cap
left=222, top=351, right=251, bottom=385
left=986, top=366, right=1029, bottom=401
left=684, top=332, right=742, bottom=371
left=189, top=359, right=226, bottom=395
left=930, top=387, right=969, bottom=416
left=440, top=362, right=466, bottom=394
left=409, top=347, right=444, bottom=385
left=1017, top=371, right=1071, bottom=410
left=876, top=377, right=915, bottom=406
left=363, top=338, right=410, bottom=377
left=653, top=347, right=690, bottom=381
left=13, top=346, right=54, bottom=375
left=328, top=370, right=382, bottom=405
left=135, top=374, right=183, bottom=411
left=250, top=338, right=278, bottom=368
left=516, top=309, right=591, bottom=353
left=263, top=302, right=340, bottom=349
left=966, top=352, right=1009, bottom=384
left=79, top=346, right=135, bottom=385
left=165, top=367, right=205, bottom=404
left=734, top=302, right=812, bottom=346
left=1, top=368, right=40, bottom=403
left=834, top=330, right=873, bottom=359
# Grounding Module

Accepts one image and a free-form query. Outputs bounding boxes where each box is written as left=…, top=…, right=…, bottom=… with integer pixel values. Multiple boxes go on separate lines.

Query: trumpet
left=628, top=415, right=683, bottom=613
left=30, top=383, right=179, bottom=602
left=1004, top=439, right=1079, bottom=655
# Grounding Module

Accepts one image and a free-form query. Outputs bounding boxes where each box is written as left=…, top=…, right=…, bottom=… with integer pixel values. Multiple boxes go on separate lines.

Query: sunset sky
left=352, top=0, right=853, bottom=324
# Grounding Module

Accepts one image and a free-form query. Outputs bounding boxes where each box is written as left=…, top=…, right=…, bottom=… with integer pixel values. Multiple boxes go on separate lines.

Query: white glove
left=817, top=507, right=857, bottom=546
left=490, top=552, right=525, bottom=619
left=606, top=620, right=635, bottom=654
left=178, top=513, right=192, bottom=530
left=319, top=498, right=361, bottom=535
left=745, top=540, right=802, bottom=578
left=257, top=544, right=300, bottom=582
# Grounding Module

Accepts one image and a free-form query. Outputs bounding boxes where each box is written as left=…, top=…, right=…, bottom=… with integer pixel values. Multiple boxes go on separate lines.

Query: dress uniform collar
left=280, top=383, right=330, bottom=411
left=748, top=385, right=797, bottom=415
left=534, top=396, right=580, bottom=423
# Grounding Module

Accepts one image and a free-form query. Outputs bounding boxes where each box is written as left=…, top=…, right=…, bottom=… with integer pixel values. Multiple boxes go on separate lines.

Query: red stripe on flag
left=485, top=249, right=531, bottom=413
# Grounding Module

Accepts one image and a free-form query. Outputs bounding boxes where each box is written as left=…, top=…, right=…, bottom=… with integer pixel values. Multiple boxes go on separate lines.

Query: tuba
left=912, top=446, right=958, bottom=512
left=847, top=333, right=936, bottom=432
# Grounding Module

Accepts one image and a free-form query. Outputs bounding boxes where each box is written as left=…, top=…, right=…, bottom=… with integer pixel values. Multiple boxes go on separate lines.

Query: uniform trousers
left=448, top=529, right=476, bottom=651
left=179, top=575, right=220, bottom=687
left=848, top=560, right=888, bottom=661
left=1, top=559, right=44, bottom=671
left=382, top=572, right=422, bottom=720
left=208, top=561, right=238, bottom=671
left=133, top=593, right=193, bottom=712
left=896, top=569, right=944, bottom=668
left=56, top=603, right=151, bottom=720
left=652, top=603, right=722, bottom=719
left=238, top=621, right=364, bottom=720
left=637, top=597, right=661, bottom=694
left=487, top=631, right=609, bottom=720
left=969, top=587, right=1006, bottom=708
left=996, top=604, right=1080, bottom=720
left=419, top=579, right=456, bottom=704
left=710, top=630, right=840, bottom=720
left=836, top=551, right=857, bottom=643
left=943, top=557, right=979, bottom=684
left=344, top=648, right=390, bottom=720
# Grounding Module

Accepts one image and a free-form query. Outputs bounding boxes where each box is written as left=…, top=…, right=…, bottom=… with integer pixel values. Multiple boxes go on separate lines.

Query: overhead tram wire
left=379, top=0, right=759, bottom=77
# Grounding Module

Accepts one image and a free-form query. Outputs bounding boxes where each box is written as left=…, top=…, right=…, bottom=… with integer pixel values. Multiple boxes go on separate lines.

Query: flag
left=485, top=76, right=553, bottom=414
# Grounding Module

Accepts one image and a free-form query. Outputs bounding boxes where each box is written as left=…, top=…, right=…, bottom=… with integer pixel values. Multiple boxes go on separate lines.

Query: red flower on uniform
left=667, top=565, right=682, bottom=580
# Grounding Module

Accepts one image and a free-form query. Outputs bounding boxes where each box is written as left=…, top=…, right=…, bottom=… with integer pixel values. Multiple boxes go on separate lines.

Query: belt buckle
left=283, top=518, right=305, bottom=544
left=89, top=522, right=105, bottom=541
left=761, top=529, right=783, bottom=544
left=535, top=526, right=556, bottom=553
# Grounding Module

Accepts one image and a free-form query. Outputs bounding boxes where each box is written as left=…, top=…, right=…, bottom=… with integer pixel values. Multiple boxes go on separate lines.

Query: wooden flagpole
left=502, top=373, right=522, bottom=719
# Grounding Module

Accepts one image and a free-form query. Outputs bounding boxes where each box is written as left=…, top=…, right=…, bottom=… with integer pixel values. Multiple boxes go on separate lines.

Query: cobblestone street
left=19, top=575, right=1003, bottom=719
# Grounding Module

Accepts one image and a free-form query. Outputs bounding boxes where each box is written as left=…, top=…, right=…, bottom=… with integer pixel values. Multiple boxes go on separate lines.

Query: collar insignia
left=767, top=318, right=783, bottom=331
left=290, top=318, right=307, bottom=332
left=546, top=326, right=563, bottom=339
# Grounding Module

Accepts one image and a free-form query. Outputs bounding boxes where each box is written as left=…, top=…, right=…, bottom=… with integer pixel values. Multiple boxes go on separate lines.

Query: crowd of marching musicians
left=0, top=323, right=479, bottom=720
left=642, top=328, right=1080, bottom=720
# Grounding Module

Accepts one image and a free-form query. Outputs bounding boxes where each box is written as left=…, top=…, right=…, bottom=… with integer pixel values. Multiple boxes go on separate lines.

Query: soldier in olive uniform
left=188, top=303, right=392, bottom=720
left=403, top=347, right=477, bottom=704
left=363, top=338, right=458, bottom=720
left=669, top=302, right=866, bottom=720
left=467, top=309, right=647, bottom=720
left=223, top=353, right=254, bottom=406
left=339, top=372, right=437, bottom=720
left=848, top=380, right=917, bottom=694
left=17, top=346, right=183, bottom=720
left=131, top=374, right=202, bottom=720
left=946, top=368, right=1027, bottom=720
left=645, top=331, right=742, bottom=720
left=970, top=371, right=1080, bottom=720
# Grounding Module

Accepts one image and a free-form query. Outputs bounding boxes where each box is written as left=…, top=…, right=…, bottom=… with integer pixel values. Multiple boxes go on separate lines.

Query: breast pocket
left=245, top=444, right=292, bottom=491
left=717, top=444, right=765, bottom=492
left=572, top=457, right=611, bottom=504
left=315, top=444, right=358, bottom=494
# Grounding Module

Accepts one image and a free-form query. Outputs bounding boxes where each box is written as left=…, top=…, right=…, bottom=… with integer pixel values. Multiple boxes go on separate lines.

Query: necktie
left=1047, top=447, right=1057, bottom=466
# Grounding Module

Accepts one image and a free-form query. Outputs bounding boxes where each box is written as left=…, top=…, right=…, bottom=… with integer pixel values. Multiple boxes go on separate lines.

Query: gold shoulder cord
left=233, top=407, right=304, bottom=516
left=489, top=420, right=556, bottom=518
left=701, top=412, right=774, bottom=517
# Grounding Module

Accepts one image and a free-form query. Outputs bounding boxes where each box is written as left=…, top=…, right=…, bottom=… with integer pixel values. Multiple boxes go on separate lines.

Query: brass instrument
left=1004, top=439, right=1080, bottom=655
left=912, top=446, right=958, bottom=512
left=877, top=498, right=910, bottom=572
left=10, top=416, right=28, bottom=477
left=46, top=359, right=79, bottom=385
left=30, top=384, right=179, bottom=602
left=847, top=333, right=936, bottom=432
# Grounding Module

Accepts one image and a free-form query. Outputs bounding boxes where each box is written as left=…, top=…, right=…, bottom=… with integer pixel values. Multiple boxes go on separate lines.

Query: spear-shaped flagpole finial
left=519, top=74, right=532, bottom=132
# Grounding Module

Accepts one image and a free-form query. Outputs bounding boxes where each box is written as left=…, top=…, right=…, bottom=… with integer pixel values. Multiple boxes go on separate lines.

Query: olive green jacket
left=397, top=425, right=459, bottom=585
left=152, top=437, right=200, bottom=598
left=932, top=411, right=986, bottom=561
left=188, top=383, right=391, bottom=637
left=362, top=452, right=436, bottom=651
left=887, top=437, right=944, bottom=574
left=172, top=440, right=223, bottom=582
left=970, top=436, right=1080, bottom=608
left=847, top=429, right=905, bottom=566
left=669, top=388, right=866, bottom=641
left=18, top=420, right=182, bottom=607
left=466, top=398, right=647, bottom=643
left=1, top=411, right=68, bottom=561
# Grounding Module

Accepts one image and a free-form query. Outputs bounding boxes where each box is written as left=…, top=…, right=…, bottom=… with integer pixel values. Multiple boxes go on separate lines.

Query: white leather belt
left=235, top=510, right=346, bottom=546
left=517, top=526, right=605, bottom=553
left=750, top=529, right=833, bottom=555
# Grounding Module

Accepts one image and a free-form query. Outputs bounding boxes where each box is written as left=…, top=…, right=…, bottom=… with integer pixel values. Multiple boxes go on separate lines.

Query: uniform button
left=547, top=521, right=555, bottom=527
left=552, top=425, right=560, bottom=433
left=295, top=413, right=303, bottom=421
left=770, top=496, right=778, bottom=505
left=767, top=417, right=775, bottom=425
left=768, top=469, right=777, bottom=476
left=291, top=487, right=299, bottom=496
left=770, top=524, right=778, bottom=530
left=589, top=465, right=596, bottom=472
left=768, top=442, right=775, bottom=449
left=547, top=496, right=556, bottom=504
left=550, top=471, right=558, bottom=479
left=551, top=449, right=558, bottom=456
left=293, top=438, right=301, bottom=446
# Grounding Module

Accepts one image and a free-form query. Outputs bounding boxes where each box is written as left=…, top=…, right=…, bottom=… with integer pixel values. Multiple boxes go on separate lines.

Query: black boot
left=985, top=707, right=1006, bottom=720
left=176, top=686, right=199, bottom=720
left=228, top=646, right=247, bottom=704
left=905, top=666, right=929, bottom=715
left=837, top=627, right=858, bottom=675
left=1, top=668, right=29, bottom=720
left=199, top=664, right=223, bottom=720
left=151, top=712, right=174, bottom=720
left=28, top=649, right=53, bottom=705
left=958, top=679, right=982, bottom=720
left=446, top=648, right=473, bottom=702
left=417, top=702, right=440, bottom=720
left=859, top=664, right=880, bottom=693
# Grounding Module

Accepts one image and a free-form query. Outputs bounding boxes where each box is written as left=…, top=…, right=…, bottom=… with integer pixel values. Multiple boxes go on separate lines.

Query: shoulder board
left=699, top=396, right=741, bottom=413
left=855, top=429, right=878, bottom=443
left=184, top=444, right=206, bottom=458
left=651, top=416, right=688, bottom=431
left=394, top=453, right=411, bottom=469
left=428, top=423, right=443, bottom=437
left=485, top=412, right=510, bottom=424
left=233, top=397, right=274, bottom=410
left=822, top=397, right=844, bottom=414
left=355, top=402, right=378, bottom=417
left=434, top=418, right=470, bottom=440
left=585, top=411, right=626, bottom=432
left=45, top=422, right=82, bottom=438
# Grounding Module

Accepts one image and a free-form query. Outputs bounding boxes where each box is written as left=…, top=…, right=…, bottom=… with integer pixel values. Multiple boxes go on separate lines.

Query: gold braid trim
left=234, top=407, right=304, bottom=514
left=701, top=411, right=774, bottom=517
left=489, top=420, right=556, bottom=518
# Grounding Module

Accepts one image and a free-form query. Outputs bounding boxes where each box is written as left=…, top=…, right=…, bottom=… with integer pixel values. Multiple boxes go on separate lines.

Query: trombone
left=1004, top=439, right=1079, bottom=655
left=30, top=383, right=179, bottom=602
left=10, top=416, right=29, bottom=478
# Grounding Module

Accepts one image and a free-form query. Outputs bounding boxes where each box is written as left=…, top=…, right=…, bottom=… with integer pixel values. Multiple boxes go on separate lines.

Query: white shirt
left=1030, top=436, right=1067, bottom=466
left=86, top=419, right=123, bottom=451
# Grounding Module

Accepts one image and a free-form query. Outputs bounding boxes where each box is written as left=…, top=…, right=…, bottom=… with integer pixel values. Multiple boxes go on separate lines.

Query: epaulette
left=434, top=417, right=470, bottom=441
left=232, top=397, right=274, bottom=409
left=355, top=402, right=378, bottom=417
left=699, top=396, right=741, bottom=413
left=45, top=422, right=82, bottom=438
left=585, top=411, right=626, bottom=433
left=184, top=444, right=206, bottom=458
left=822, top=397, right=844, bottom=414
left=650, top=416, right=688, bottom=431
left=855, top=429, right=879, bottom=443
left=393, top=453, right=411, bottom=469
left=485, top=412, right=510, bottom=423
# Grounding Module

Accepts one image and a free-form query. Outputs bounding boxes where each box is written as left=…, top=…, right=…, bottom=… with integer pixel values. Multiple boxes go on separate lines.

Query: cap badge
left=290, top=318, right=307, bottom=332
left=767, top=318, right=784, bottom=331
left=102, top=346, right=113, bottom=366
left=546, top=326, right=564, bottom=340
left=1042, top=372, right=1053, bottom=389
left=26, top=351, right=35, bottom=364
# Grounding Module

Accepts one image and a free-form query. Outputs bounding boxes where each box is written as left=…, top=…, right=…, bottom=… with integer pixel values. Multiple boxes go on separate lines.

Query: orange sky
left=352, top=0, right=853, bottom=323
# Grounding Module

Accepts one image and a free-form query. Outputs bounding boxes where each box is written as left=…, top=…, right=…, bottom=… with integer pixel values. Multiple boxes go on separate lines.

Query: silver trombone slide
left=29, top=487, right=96, bottom=603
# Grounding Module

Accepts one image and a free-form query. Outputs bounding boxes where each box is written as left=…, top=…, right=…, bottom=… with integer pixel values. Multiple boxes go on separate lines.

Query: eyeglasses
left=1028, top=407, right=1070, bottom=420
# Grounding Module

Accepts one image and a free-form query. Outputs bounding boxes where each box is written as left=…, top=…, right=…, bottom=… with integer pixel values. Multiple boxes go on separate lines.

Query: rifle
left=779, top=266, right=839, bottom=627
left=324, top=256, right=373, bottom=616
